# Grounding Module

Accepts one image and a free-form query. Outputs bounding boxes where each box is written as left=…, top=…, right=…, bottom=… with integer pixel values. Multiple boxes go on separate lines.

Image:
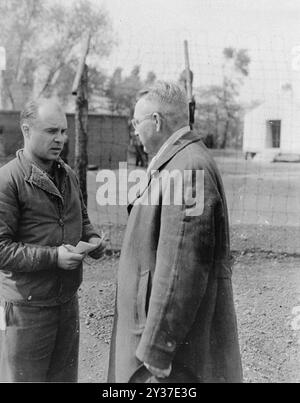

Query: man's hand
left=144, top=362, right=172, bottom=379
left=57, top=245, right=84, bottom=270
left=87, top=236, right=106, bottom=259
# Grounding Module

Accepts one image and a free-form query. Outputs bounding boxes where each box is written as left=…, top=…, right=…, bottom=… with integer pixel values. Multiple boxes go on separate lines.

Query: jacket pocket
left=136, top=270, right=151, bottom=326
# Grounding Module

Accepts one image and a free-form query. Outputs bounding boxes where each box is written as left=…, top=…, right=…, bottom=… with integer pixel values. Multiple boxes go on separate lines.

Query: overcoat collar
left=127, top=130, right=202, bottom=213
left=149, top=130, right=201, bottom=174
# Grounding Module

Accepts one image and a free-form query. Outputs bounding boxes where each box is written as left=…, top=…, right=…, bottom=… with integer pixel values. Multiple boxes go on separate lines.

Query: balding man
left=108, top=81, right=242, bottom=383
left=0, top=98, right=105, bottom=382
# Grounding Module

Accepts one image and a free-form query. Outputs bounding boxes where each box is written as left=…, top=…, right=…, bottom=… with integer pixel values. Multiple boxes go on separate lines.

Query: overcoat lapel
left=127, top=131, right=201, bottom=214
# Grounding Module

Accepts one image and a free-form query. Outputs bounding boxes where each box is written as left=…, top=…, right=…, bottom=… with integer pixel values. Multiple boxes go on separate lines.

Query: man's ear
left=153, top=113, right=161, bottom=132
left=21, top=124, right=30, bottom=138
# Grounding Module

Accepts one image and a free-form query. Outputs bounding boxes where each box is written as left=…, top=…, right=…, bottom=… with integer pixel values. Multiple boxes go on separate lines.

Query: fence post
left=74, top=64, right=89, bottom=205
left=72, top=33, right=91, bottom=205
left=184, top=40, right=196, bottom=128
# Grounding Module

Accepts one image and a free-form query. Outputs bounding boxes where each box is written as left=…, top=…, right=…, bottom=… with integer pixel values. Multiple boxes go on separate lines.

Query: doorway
left=267, top=120, right=281, bottom=148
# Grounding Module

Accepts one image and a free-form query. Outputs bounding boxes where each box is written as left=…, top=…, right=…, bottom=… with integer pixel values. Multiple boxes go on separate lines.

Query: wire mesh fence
left=1, top=19, right=300, bottom=255
left=85, top=30, right=300, bottom=255
left=87, top=148, right=300, bottom=255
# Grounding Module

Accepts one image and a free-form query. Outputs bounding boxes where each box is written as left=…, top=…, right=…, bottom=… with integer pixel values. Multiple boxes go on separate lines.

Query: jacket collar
left=127, top=130, right=202, bottom=213
left=16, top=149, right=68, bottom=200
left=148, top=130, right=201, bottom=175
left=146, top=125, right=190, bottom=174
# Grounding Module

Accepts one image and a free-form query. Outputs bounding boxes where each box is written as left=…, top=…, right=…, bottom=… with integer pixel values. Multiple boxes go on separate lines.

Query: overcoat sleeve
left=136, top=165, right=222, bottom=369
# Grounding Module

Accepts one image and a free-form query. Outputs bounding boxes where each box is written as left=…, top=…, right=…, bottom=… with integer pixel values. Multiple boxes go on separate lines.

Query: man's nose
left=54, top=131, right=65, bottom=142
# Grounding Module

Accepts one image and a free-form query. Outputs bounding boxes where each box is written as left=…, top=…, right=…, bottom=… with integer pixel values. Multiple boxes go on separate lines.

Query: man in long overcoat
left=108, top=81, right=243, bottom=383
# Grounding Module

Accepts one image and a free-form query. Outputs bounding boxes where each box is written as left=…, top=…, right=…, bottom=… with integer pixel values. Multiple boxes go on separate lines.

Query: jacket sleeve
left=136, top=166, right=223, bottom=369
left=0, top=176, right=58, bottom=273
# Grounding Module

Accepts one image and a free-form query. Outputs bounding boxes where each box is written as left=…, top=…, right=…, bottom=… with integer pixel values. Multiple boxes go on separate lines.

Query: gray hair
left=138, top=81, right=188, bottom=109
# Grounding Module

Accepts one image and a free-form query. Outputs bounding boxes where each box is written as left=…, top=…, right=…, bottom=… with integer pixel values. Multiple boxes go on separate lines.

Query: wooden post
left=0, top=71, right=3, bottom=110
left=0, top=47, right=6, bottom=110
left=0, top=47, right=6, bottom=157
left=72, top=33, right=91, bottom=206
left=74, top=64, right=88, bottom=205
left=72, top=33, right=91, bottom=96
left=184, top=40, right=192, bottom=102
left=184, top=40, right=196, bottom=128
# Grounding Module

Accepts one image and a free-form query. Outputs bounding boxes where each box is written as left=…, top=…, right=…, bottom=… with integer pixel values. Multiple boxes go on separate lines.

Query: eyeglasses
left=131, top=113, right=154, bottom=130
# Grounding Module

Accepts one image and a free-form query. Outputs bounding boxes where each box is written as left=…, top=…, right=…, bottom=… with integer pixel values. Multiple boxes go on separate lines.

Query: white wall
left=243, top=95, right=300, bottom=154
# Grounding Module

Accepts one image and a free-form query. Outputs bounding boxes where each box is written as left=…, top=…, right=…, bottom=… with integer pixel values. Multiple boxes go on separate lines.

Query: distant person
left=0, top=98, right=106, bottom=382
left=108, top=81, right=242, bottom=383
left=204, top=133, right=214, bottom=149
left=133, top=133, right=148, bottom=167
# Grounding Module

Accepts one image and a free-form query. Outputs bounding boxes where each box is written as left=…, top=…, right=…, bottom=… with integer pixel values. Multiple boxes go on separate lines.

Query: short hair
left=20, top=99, right=39, bottom=127
left=20, top=97, right=63, bottom=128
left=138, top=81, right=189, bottom=117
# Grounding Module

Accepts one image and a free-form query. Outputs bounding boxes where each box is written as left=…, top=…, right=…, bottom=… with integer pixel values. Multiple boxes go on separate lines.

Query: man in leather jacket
left=0, top=98, right=105, bottom=382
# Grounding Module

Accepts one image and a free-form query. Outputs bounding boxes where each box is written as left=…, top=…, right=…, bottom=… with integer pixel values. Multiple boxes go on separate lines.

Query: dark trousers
left=0, top=295, right=79, bottom=382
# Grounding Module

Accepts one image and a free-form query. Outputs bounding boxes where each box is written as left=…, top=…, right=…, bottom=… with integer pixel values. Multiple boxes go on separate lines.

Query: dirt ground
left=80, top=155, right=300, bottom=382
left=78, top=251, right=300, bottom=383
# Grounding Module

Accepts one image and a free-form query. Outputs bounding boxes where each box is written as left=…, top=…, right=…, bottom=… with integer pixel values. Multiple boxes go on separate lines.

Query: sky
left=92, top=0, right=300, bottom=103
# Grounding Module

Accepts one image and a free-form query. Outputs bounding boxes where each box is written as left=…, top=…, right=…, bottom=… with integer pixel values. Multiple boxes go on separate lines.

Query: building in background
left=243, top=83, right=300, bottom=161
left=0, top=111, right=129, bottom=169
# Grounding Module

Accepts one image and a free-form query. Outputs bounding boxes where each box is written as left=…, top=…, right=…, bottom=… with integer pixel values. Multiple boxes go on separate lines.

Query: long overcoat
left=108, top=131, right=243, bottom=383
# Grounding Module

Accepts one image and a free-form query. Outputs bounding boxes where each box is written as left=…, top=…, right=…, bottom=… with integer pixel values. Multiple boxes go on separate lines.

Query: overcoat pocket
left=0, top=300, right=13, bottom=330
left=136, top=270, right=151, bottom=325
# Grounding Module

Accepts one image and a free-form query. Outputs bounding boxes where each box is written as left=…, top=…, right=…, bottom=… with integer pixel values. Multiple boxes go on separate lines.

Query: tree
left=35, top=0, right=114, bottom=99
left=0, top=0, right=44, bottom=108
left=106, top=66, right=156, bottom=117
left=51, top=64, right=107, bottom=110
left=219, top=47, right=250, bottom=148
left=105, top=66, right=156, bottom=167
left=0, top=0, right=114, bottom=109
left=144, top=71, right=157, bottom=87
left=196, top=47, right=250, bottom=149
